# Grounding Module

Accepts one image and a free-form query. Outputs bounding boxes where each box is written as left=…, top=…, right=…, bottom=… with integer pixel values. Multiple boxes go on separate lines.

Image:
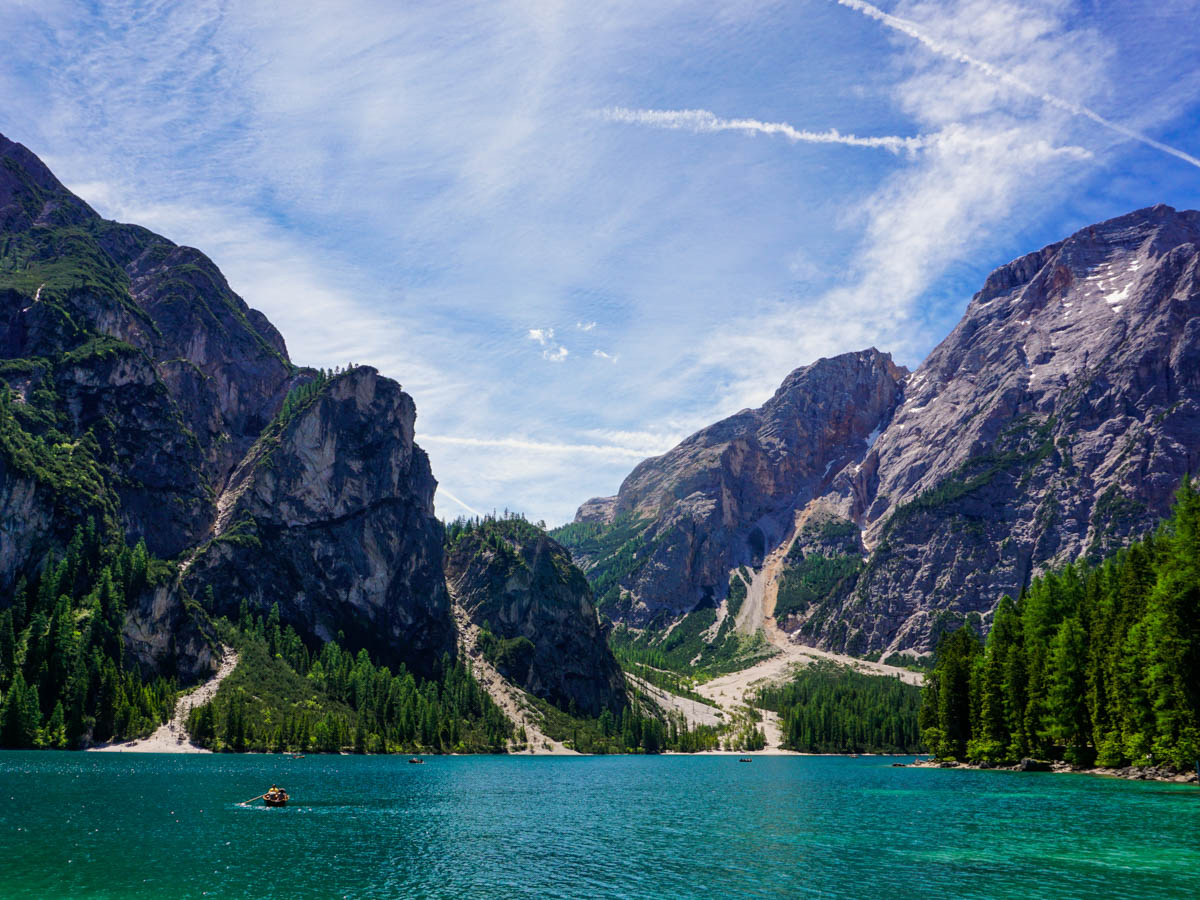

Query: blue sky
left=2, top=0, right=1198, bottom=524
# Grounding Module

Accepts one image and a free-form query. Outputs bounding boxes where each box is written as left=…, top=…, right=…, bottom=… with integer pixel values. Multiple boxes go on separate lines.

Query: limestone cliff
left=561, top=206, right=1200, bottom=657
left=557, top=350, right=906, bottom=626
left=816, top=205, right=1200, bottom=653
left=0, top=134, right=451, bottom=679
left=183, top=367, right=454, bottom=674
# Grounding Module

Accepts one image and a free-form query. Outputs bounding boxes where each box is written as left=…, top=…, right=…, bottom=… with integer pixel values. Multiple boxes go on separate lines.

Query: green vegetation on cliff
left=609, top=601, right=776, bottom=680
left=756, top=662, right=921, bottom=754
left=922, top=479, right=1200, bottom=770
left=0, top=519, right=178, bottom=748
left=775, top=551, right=863, bottom=621
left=550, top=514, right=653, bottom=614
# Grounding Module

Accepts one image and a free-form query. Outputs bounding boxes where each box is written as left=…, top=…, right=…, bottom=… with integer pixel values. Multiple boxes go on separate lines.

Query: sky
left=1, top=0, right=1198, bottom=525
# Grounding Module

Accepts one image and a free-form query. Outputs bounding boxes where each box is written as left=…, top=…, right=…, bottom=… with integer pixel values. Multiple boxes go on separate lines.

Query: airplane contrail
left=598, top=107, right=925, bottom=153
left=436, top=487, right=483, bottom=518
left=835, top=0, right=1200, bottom=170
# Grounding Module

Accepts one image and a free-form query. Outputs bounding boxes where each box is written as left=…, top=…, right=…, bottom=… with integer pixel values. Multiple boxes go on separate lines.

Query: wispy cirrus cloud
left=2, top=0, right=1197, bottom=524
left=420, top=434, right=661, bottom=459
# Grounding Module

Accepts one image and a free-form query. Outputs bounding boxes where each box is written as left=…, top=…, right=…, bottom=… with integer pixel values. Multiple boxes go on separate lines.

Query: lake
left=1, top=752, right=1198, bottom=898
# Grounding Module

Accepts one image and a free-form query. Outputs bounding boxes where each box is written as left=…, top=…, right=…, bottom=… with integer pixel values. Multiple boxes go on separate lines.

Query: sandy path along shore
left=88, top=646, right=238, bottom=753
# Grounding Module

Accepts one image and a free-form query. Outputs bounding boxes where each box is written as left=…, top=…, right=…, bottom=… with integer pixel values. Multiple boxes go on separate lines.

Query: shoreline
left=911, top=758, right=1200, bottom=784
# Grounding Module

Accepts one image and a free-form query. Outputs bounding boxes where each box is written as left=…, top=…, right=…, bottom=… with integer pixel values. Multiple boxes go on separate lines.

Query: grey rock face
left=445, top=523, right=626, bottom=716
left=564, top=205, right=1200, bottom=656
left=184, top=367, right=455, bottom=675
left=558, top=350, right=906, bottom=625
left=0, top=134, right=451, bottom=679
left=821, top=205, right=1200, bottom=653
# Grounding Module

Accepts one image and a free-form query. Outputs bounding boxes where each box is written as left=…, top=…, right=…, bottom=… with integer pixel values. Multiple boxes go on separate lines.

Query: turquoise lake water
left=2, top=752, right=1198, bottom=899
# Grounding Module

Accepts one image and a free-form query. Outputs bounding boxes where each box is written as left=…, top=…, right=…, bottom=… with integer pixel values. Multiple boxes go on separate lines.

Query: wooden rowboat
left=263, top=789, right=289, bottom=807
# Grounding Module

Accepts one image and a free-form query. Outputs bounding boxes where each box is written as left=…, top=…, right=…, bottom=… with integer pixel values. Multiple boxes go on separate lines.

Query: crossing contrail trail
left=834, top=0, right=1200, bottom=170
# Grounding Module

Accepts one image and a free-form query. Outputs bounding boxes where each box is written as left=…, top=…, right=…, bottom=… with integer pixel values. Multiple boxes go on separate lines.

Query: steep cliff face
left=0, top=134, right=451, bottom=679
left=563, top=206, right=1200, bottom=658
left=445, top=518, right=626, bottom=716
left=813, top=205, right=1200, bottom=653
left=558, top=350, right=906, bottom=625
left=183, top=367, right=454, bottom=674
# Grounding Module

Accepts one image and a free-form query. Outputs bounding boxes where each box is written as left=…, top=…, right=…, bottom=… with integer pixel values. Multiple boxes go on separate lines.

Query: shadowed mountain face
left=560, top=205, right=1200, bottom=655
left=444, top=518, right=627, bottom=717
left=0, top=134, right=453, bottom=678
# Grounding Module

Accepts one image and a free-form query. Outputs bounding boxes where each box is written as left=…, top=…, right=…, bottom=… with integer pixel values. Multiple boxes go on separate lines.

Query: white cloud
left=436, top=486, right=483, bottom=518
left=528, top=327, right=555, bottom=345
left=576, top=320, right=597, bottom=331
left=420, top=433, right=659, bottom=459
left=543, top=346, right=569, bottom=363
left=593, top=349, right=618, bottom=362
left=682, top=0, right=1117, bottom=410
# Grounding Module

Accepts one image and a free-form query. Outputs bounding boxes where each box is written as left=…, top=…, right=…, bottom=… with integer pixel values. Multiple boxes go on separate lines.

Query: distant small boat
left=263, top=787, right=289, bottom=807
left=738, top=758, right=752, bottom=763
left=408, top=757, right=425, bottom=765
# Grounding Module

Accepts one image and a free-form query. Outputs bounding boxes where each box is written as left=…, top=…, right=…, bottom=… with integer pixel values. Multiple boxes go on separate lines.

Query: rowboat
left=263, top=787, right=289, bottom=807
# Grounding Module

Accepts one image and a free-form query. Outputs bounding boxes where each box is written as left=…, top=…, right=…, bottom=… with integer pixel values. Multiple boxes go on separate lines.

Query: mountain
left=444, top=517, right=626, bottom=717
left=558, top=350, right=905, bottom=626
left=0, top=133, right=451, bottom=680
left=558, top=205, right=1200, bottom=657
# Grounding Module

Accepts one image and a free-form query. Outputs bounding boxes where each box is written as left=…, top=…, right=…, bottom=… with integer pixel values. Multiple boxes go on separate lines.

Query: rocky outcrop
left=563, top=205, right=1200, bottom=657
left=817, top=205, right=1200, bottom=653
left=183, top=367, right=455, bottom=675
left=556, top=350, right=906, bottom=625
left=445, top=519, right=626, bottom=716
left=0, top=134, right=450, bottom=680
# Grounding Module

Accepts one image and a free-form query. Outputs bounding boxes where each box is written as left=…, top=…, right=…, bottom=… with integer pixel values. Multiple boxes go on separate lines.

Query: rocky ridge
left=0, top=134, right=451, bottom=679
left=562, top=349, right=905, bottom=626
left=561, top=205, right=1200, bottom=657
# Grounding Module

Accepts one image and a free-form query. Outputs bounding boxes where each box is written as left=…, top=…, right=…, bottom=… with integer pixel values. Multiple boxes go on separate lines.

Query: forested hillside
left=921, top=480, right=1200, bottom=770
left=756, top=662, right=921, bottom=754
left=0, top=519, right=177, bottom=748
left=187, top=608, right=513, bottom=754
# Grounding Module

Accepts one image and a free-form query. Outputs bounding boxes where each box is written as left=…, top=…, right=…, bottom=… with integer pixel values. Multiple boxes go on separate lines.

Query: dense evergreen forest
left=526, top=688, right=727, bottom=753
left=187, top=606, right=513, bottom=753
left=756, top=662, right=922, bottom=754
left=922, top=480, right=1200, bottom=770
left=0, top=519, right=177, bottom=748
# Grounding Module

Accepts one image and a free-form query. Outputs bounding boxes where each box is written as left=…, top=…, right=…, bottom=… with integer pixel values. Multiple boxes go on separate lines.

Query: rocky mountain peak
left=0, top=137, right=451, bottom=678
left=560, top=205, right=1200, bottom=657
left=558, top=348, right=906, bottom=625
